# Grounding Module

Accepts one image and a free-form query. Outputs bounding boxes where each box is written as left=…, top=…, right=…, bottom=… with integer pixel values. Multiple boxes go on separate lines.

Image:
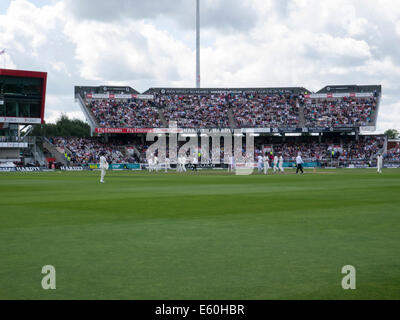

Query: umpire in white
left=296, top=152, right=304, bottom=174
left=100, top=152, right=109, bottom=183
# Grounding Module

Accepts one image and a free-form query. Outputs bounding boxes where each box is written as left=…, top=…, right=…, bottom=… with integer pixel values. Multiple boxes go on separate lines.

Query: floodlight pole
left=196, top=0, right=200, bottom=88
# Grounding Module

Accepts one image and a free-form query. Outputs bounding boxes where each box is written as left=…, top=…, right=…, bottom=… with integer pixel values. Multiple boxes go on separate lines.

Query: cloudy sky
left=1, top=0, right=399, bottom=133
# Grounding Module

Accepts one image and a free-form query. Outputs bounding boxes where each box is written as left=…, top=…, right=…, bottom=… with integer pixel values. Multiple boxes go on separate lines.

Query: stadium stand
left=75, top=85, right=381, bottom=132
left=51, top=137, right=139, bottom=165
left=158, top=93, right=230, bottom=128
left=302, top=96, right=377, bottom=128
left=90, top=99, right=163, bottom=128
left=386, top=141, right=400, bottom=161
left=232, top=93, right=299, bottom=128
left=47, top=134, right=389, bottom=167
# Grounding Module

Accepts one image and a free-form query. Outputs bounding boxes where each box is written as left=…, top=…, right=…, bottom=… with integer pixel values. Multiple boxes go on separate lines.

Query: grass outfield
left=0, top=169, right=399, bottom=299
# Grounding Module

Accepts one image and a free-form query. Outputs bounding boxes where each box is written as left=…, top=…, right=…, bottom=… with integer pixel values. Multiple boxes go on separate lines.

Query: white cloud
left=376, top=101, right=400, bottom=134
left=63, top=19, right=194, bottom=86
left=45, top=94, right=84, bottom=124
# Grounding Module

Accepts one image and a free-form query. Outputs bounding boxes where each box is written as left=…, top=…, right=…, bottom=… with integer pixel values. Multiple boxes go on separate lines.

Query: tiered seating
left=303, top=97, right=377, bottom=127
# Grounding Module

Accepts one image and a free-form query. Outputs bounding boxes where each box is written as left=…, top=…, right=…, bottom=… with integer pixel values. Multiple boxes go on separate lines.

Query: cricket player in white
left=273, top=155, right=279, bottom=173
left=177, top=156, right=182, bottom=172
left=154, top=155, right=159, bottom=172
left=99, top=153, right=109, bottom=183
left=257, top=154, right=263, bottom=173
left=182, top=155, right=187, bottom=172
left=263, top=153, right=269, bottom=175
left=279, top=155, right=284, bottom=173
left=165, top=158, right=171, bottom=173
left=229, top=155, right=235, bottom=172
left=192, top=154, right=198, bottom=171
left=148, top=156, right=153, bottom=172
left=377, top=153, right=383, bottom=173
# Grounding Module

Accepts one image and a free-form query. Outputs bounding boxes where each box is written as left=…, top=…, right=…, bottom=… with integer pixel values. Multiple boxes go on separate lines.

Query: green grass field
left=0, top=169, right=399, bottom=299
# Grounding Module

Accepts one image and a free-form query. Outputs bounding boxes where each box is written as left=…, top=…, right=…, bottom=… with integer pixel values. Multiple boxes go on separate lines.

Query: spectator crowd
left=50, top=135, right=393, bottom=165
left=52, top=137, right=139, bottom=164
left=303, top=97, right=376, bottom=127
left=85, top=93, right=378, bottom=130
left=90, top=99, right=163, bottom=128
left=232, top=93, right=299, bottom=128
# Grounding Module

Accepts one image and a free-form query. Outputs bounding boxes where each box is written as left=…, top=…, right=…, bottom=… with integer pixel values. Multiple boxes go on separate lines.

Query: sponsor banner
left=88, top=163, right=141, bottom=170
left=127, top=163, right=141, bottom=170
left=280, top=162, right=320, bottom=168
left=304, top=92, right=374, bottom=99
left=186, top=163, right=226, bottom=170
left=135, top=94, right=154, bottom=100
left=0, top=117, right=41, bottom=124
left=110, top=94, right=132, bottom=99
left=279, top=127, right=298, bottom=133
left=86, top=93, right=108, bottom=99
left=150, top=87, right=307, bottom=95
left=95, top=128, right=156, bottom=134
left=87, top=93, right=154, bottom=100
left=0, top=142, right=28, bottom=148
left=0, top=167, right=16, bottom=172
left=109, top=164, right=127, bottom=170
left=15, top=167, right=42, bottom=172
left=241, top=128, right=271, bottom=133
left=154, top=128, right=185, bottom=134
left=96, top=127, right=233, bottom=134
left=96, top=126, right=361, bottom=134
left=356, top=92, right=374, bottom=97
left=60, top=166, right=84, bottom=171
left=354, top=165, right=369, bottom=168
left=384, top=164, right=400, bottom=168
left=331, top=126, right=354, bottom=131
left=360, top=126, right=376, bottom=132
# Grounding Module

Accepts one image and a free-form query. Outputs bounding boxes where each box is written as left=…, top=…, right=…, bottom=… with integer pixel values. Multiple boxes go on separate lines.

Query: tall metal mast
left=196, top=0, right=200, bottom=88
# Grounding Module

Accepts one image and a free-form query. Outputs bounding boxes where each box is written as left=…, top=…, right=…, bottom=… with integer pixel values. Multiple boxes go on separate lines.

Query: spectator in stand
left=52, top=137, right=138, bottom=165
left=303, top=97, right=377, bottom=128
left=89, top=98, right=162, bottom=128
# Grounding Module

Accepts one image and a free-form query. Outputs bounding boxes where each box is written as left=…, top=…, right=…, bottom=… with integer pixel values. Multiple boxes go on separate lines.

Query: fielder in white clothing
left=263, top=154, right=269, bottom=175
left=279, top=155, right=284, bottom=173
left=181, top=155, right=187, bottom=172
left=165, top=158, right=171, bottom=172
left=177, top=156, right=183, bottom=172
left=154, top=156, right=159, bottom=172
left=229, top=155, right=235, bottom=172
left=377, top=153, right=383, bottom=173
left=257, top=155, right=263, bottom=173
left=273, top=155, right=279, bottom=173
left=148, top=157, right=154, bottom=172
left=99, top=153, right=109, bottom=183
left=192, top=155, right=198, bottom=171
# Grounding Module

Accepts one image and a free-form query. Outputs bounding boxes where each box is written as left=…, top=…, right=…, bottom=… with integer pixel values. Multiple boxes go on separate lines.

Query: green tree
left=384, top=129, right=399, bottom=139
left=30, top=114, right=91, bottom=137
